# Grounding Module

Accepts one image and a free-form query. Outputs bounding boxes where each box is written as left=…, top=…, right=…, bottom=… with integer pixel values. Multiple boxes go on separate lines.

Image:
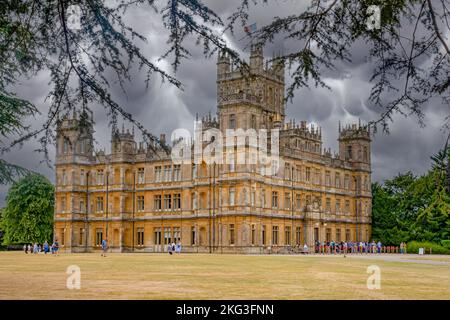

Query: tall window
left=191, top=193, right=197, bottom=209
left=95, top=228, right=103, bottom=246
left=335, top=173, right=341, bottom=188
left=79, top=199, right=85, bottom=213
left=173, top=227, right=181, bottom=243
left=295, top=227, right=301, bottom=245
left=137, top=168, right=145, bottom=184
left=335, top=199, right=341, bottom=214
left=336, top=229, right=341, bottom=242
left=62, top=169, right=67, bottom=186
left=271, top=159, right=278, bottom=176
left=229, top=152, right=235, bottom=172
left=346, top=229, right=351, bottom=242
left=164, top=194, right=172, bottom=210
left=229, top=224, right=235, bottom=245
left=191, top=226, right=196, bottom=245
left=164, top=165, right=172, bottom=182
left=137, top=196, right=145, bottom=211
left=192, top=164, right=197, bottom=179
left=137, top=228, right=145, bottom=246
left=272, top=191, right=278, bottom=209
left=229, top=114, right=236, bottom=129
left=63, top=138, right=69, bottom=154
left=285, top=226, right=291, bottom=245
left=229, top=187, right=235, bottom=206
left=96, top=196, right=104, bottom=212
left=80, top=169, right=85, bottom=186
left=173, top=165, right=181, bottom=181
left=284, top=192, right=291, bottom=209
left=154, top=228, right=162, bottom=245
left=261, top=189, right=266, bottom=208
left=325, top=171, right=331, bottom=186
left=315, top=169, right=321, bottom=185
left=345, top=200, right=350, bottom=213
left=60, top=228, right=65, bottom=246
left=61, top=197, right=66, bottom=212
left=97, top=169, right=104, bottom=185
left=326, top=198, right=331, bottom=212
left=305, top=167, right=311, bottom=182
left=251, top=224, right=256, bottom=245
left=79, top=228, right=85, bottom=246
left=346, top=145, right=352, bottom=160
left=164, top=227, right=171, bottom=245
left=284, top=164, right=291, bottom=180
left=173, top=193, right=181, bottom=210
left=251, top=114, right=256, bottom=129
left=251, top=189, right=255, bottom=207
left=262, top=225, right=266, bottom=245
left=272, top=226, right=279, bottom=245
left=154, top=195, right=162, bottom=210
left=363, top=146, right=368, bottom=162
left=326, top=228, right=331, bottom=242
left=344, top=174, right=350, bottom=189
left=155, top=166, right=162, bottom=182
left=296, top=194, right=301, bottom=210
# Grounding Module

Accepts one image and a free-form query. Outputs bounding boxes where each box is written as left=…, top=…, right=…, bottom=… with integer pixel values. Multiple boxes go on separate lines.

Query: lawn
left=0, top=252, right=449, bottom=299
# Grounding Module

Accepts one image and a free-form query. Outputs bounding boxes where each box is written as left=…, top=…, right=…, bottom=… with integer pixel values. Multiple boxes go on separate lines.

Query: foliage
left=0, top=0, right=240, bottom=165
left=441, top=240, right=450, bottom=249
left=0, top=173, right=54, bottom=244
left=406, top=241, right=450, bottom=255
left=238, top=0, right=450, bottom=133
left=1, top=0, right=449, bottom=176
left=372, top=151, right=450, bottom=246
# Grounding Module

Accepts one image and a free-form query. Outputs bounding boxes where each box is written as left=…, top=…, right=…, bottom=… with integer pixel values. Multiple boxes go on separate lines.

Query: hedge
left=407, top=241, right=450, bottom=255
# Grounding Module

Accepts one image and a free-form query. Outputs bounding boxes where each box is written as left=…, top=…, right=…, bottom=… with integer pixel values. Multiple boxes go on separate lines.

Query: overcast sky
left=1, top=0, right=448, bottom=205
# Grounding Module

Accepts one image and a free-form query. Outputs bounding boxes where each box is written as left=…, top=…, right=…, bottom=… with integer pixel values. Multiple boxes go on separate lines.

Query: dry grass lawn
left=0, top=252, right=449, bottom=299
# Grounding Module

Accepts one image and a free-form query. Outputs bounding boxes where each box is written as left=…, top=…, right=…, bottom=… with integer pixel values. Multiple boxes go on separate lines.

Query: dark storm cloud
left=1, top=0, right=448, bottom=205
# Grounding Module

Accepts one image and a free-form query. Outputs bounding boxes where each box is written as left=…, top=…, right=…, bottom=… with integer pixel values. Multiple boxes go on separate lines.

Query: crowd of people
left=23, top=240, right=60, bottom=255
left=300, top=240, right=408, bottom=254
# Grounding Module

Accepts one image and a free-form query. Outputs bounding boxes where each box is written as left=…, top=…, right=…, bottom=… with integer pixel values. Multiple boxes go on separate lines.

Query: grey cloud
left=1, top=1, right=448, bottom=205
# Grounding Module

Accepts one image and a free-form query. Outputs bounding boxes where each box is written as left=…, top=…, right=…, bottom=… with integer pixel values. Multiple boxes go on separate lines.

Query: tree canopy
left=1, top=0, right=450, bottom=182
left=372, top=150, right=450, bottom=245
left=0, top=173, right=54, bottom=244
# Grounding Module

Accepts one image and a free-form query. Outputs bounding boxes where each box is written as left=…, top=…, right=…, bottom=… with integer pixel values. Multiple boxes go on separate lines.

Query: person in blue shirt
left=43, top=241, right=49, bottom=254
left=101, top=238, right=108, bottom=257
left=54, top=239, right=60, bottom=255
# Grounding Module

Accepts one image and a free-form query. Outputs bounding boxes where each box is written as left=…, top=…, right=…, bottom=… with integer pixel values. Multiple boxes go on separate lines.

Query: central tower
left=216, top=45, right=285, bottom=133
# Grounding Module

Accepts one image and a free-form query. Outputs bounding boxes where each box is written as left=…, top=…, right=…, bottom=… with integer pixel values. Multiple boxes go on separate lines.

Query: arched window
left=363, top=146, right=368, bottom=162
left=63, top=138, right=70, bottom=154
left=346, top=145, right=352, bottom=160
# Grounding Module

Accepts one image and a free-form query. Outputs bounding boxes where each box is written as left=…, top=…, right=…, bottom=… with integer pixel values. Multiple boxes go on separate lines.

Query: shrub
left=441, top=240, right=450, bottom=249
left=407, top=241, right=450, bottom=255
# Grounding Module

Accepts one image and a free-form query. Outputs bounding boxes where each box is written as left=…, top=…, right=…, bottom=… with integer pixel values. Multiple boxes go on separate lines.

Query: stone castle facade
left=54, top=46, right=372, bottom=253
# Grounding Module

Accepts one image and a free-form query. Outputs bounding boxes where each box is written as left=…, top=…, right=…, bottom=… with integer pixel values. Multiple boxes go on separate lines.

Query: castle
left=54, top=46, right=372, bottom=253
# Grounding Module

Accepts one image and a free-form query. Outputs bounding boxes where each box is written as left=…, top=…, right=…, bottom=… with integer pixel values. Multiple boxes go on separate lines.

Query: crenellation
left=54, top=46, right=372, bottom=254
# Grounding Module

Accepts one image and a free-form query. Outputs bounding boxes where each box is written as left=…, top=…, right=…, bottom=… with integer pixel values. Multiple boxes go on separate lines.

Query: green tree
left=372, top=152, right=450, bottom=245
left=0, top=174, right=54, bottom=244
left=371, top=181, right=410, bottom=245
